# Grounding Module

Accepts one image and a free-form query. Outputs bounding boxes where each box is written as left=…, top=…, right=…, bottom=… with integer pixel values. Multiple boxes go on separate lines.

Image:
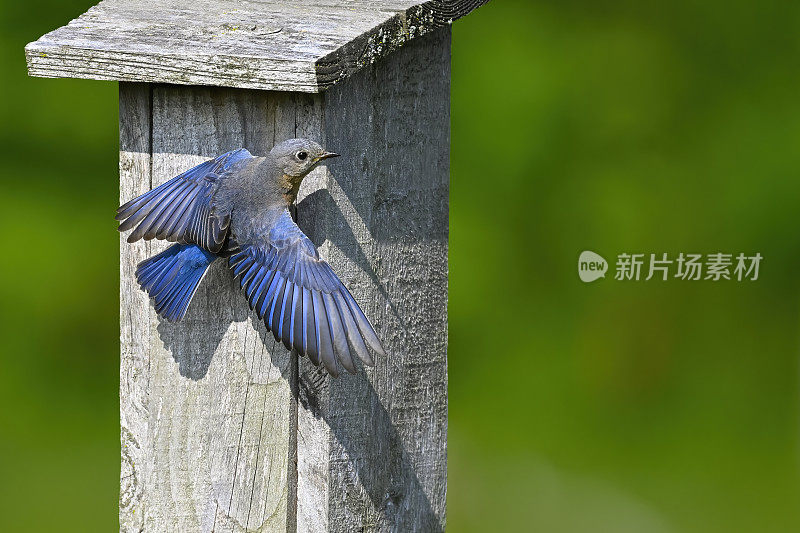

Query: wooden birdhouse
left=26, top=1, right=486, bottom=531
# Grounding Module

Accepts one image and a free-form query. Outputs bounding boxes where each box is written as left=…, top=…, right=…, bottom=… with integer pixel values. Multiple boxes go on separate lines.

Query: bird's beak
left=318, top=151, right=340, bottom=161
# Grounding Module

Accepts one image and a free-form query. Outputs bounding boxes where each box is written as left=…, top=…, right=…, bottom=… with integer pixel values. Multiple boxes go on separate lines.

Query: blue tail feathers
left=135, top=244, right=217, bottom=322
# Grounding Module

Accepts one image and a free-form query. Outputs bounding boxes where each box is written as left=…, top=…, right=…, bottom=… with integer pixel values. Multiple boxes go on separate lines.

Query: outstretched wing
left=116, top=149, right=252, bottom=253
left=229, top=210, right=385, bottom=376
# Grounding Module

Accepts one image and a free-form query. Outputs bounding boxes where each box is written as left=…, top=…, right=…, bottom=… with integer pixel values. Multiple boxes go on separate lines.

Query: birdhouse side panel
left=295, top=26, right=451, bottom=533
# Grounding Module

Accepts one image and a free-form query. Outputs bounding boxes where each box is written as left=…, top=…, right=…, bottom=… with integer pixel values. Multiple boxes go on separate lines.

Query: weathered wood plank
left=119, top=81, right=153, bottom=533
left=25, top=0, right=485, bottom=92
left=118, top=18, right=451, bottom=533
left=296, top=26, right=450, bottom=532
left=430, top=0, right=488, bottom=23
left=120, top=83, right=310, bottom=532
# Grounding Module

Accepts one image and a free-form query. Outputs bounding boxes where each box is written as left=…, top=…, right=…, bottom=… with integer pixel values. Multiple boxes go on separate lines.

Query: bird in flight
left=116, top=138, right=385, bottom=376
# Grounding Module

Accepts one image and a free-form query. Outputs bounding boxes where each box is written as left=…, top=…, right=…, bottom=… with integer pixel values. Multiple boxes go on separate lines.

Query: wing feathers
left=278, top=280, right=293, bottom=350
left=284, top=284, right=303, bottom=350
left=117, top=150, right=252, bottom=252
left=142, top=182, right=194, bottom=240
left=260, top=273, right=283, bottom=320
left=156, top=185, right=196, bottom=240
left=119, top=181, right=178, bottom=233
left=312, top=291, right=338, bottom=376
left=333, top=291, right=374, bottom=366
left=304, top=288, right=319, bottom=366
left=341, top=287, right=386, bottom=359
left=241, top=261, right=261, bottom=289
left=324, top=293, right=354, bottom=374
left=269, top=278, right=287, bottom=343
left=229, top=223, right=384, bottom=375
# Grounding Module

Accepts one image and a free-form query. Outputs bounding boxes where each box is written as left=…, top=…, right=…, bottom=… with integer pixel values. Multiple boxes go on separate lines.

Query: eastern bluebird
left=116, top=139, right=385, bottom=376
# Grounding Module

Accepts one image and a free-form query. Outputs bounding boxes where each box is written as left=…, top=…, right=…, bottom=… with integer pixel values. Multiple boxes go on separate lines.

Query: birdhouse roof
left=25, top=0, right=485, bottom=93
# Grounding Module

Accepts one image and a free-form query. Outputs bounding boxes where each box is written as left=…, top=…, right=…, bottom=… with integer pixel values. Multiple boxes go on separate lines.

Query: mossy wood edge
left=26, top=0, right=485, bottom=92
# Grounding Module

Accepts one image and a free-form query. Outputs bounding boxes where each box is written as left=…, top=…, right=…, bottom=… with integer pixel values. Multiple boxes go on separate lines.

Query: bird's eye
left=296, top=151, right=308, bottom=161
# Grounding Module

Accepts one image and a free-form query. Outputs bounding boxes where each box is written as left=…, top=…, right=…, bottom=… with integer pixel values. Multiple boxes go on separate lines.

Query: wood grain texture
left=119, top=81, right=152, bottom=533
left=119, top=22, right=449, bottom=533
left=120, top=83, right=322, bottom=532
left=430, top=0, right=489, bottom=23
left=295, top=26, right=450, bottom=532
left=26, top=0, right=484, bottom=92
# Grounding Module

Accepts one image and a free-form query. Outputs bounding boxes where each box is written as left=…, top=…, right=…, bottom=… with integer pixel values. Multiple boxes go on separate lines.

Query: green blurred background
left=2, top=0, right=800, bottom=531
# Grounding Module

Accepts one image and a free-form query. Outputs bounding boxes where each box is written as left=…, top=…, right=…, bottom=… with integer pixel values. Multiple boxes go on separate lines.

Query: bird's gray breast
left=216, top=156, right=285, bottom=246
left=231, top=206, right=285, bottom=246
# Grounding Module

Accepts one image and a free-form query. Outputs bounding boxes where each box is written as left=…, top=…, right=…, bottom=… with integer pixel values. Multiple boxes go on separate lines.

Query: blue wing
left=135, top=244, right=217, bottom=322
left=116, top=149, right=252, bottom=253
left=229, top=210, right=385, bottom=376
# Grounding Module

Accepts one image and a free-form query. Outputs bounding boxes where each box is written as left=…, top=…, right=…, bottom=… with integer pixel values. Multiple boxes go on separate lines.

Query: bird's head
left=271, top=138, right=339, bottom=180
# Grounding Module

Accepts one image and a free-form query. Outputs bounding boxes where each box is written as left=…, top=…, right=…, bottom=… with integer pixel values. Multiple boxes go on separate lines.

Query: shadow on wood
left=153, top=183, right=441, bottom=529
left=300, top=366, right=444, bottom=532
left=155, top=262, right=250, bottom=381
